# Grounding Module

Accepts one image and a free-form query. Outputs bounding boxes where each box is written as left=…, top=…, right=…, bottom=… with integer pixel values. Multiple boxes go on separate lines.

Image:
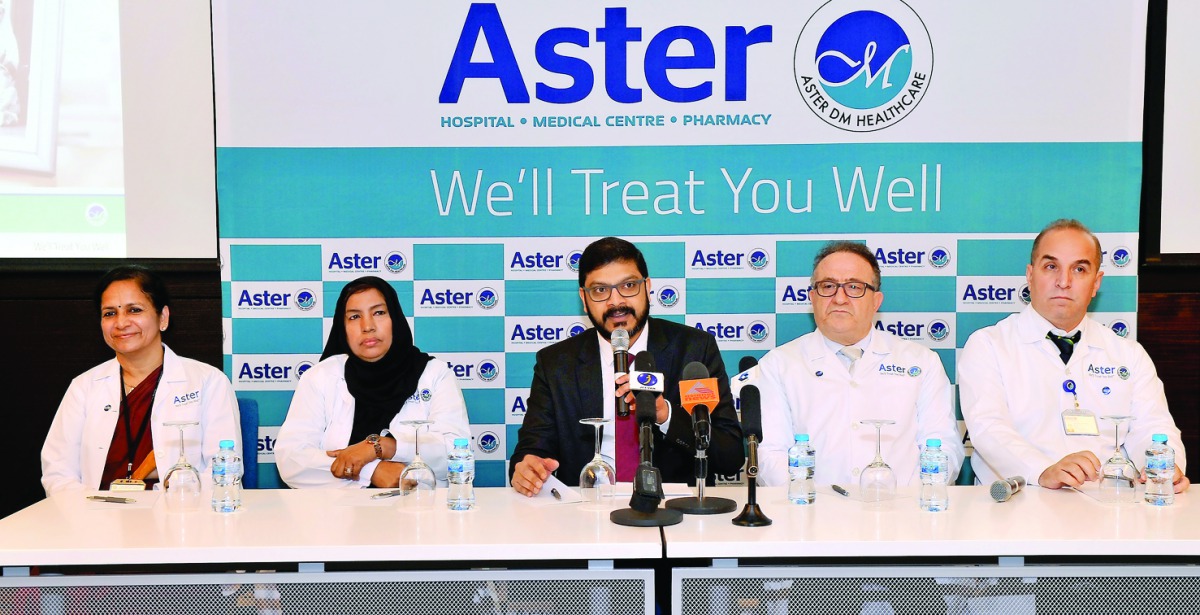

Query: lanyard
left=119, top=369, right=162, bottom=479
left=1063, top=379, right=1079, bottom=410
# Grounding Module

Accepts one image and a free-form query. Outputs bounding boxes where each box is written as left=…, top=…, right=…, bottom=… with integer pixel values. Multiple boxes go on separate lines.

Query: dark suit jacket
left=510, top=317, right=744, bottom=486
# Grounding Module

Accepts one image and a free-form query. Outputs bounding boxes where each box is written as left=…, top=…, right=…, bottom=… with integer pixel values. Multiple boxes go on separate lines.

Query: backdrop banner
left=214, top=1, right=1146, bottom=488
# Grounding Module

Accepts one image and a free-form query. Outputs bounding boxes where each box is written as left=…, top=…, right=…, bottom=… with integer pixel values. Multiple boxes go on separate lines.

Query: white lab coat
left=41, top=345, right=241, bottom=495
left=959, top=306, right=1185, bottom=484
left=756, top=330, right=963, bottom=487
left=274, top=355, right=470, bottom=489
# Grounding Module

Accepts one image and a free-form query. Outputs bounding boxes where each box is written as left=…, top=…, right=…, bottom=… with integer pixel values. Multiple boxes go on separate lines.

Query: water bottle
left=919, top=438, right=949, bottom=512
left=211, top=439, right=243, bottom=513
left=787, top=434, right=815, bottom=504
left=1145, top=433, right=1175, bottom=506
left=447, top=437, right=475, bottom=511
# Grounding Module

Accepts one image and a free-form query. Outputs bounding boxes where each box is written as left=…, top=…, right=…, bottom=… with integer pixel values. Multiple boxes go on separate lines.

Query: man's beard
left=589, top=302, right=650, bottom=341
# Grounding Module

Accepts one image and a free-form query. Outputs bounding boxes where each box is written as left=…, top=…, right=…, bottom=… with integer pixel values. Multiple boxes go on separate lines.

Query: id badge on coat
left=1061, top=408, right=1099, bottom=436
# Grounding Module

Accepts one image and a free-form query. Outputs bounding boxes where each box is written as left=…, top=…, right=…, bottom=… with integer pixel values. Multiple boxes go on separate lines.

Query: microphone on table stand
left=610, top=351, right=683, bottom=527
left=732, top=384, right=771, bottom=527
left=667, top=361, right=737, bottom=515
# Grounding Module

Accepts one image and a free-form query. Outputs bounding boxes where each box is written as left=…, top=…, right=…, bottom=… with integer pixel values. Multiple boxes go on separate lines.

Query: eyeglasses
left=584, top=278, right=646, bottom=302
left=812, top=280, right=877, bottom=299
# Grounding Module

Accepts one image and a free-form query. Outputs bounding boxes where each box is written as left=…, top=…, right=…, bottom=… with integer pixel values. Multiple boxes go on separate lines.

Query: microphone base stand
left=731, top=478, right=772, bottom=527
left=667, top=459, right=737, bottom=514
left=610, top=506, right=683, bottom=527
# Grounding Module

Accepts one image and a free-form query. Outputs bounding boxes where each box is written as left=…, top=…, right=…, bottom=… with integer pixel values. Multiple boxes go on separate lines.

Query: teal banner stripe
left=476, top=460, right=506, bottom=488
left=506, top=352, right=537, bottom=389
left=217, top=143, right=1141, bottom=238
left=1092, top=276, right=1137, bottom=312
left=505, top=280, right=583, bottom=316
left=641, top=242, right=686, bottom=279
left=778, top=239, right=864, bottom=276
left=687, top=278, right=775, bottom=314
left=232, top=318, right=325, bottom=354
left=414, top=243, right=503, bottom=280
left=223, top=355, right=232, bottom=378
left=258, top=464, right=282, bottom=489
left=878, top=277, right=957, bottom=312
left=506, top=425, right=522, bottom=458
left=958, top=239, right=1032, bottom=276
left=934, top=349, right=955, bottom=387
left=234, top=390, right=297, bottom=427
left=222, top=282, right=232, bottom=318
left=464, top=390, right=504, bottom=424
left=323, top=281, right=413, bottom=317
left=415, top=316, right=505, bottom=352
left=956, top=312, right=1010, bottom=347
left=777, top=313, right=817, bottom=345
left=230, top=244, right=323, bottom=281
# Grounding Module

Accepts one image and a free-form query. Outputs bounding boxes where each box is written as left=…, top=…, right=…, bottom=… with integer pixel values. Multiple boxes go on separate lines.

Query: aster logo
left=1110, top=320, right=1129, bottom=338
left=795, top=0, right=933, bottom=132
left=1019, top=285, right=1031, bottom=305
left=928, top=320, right=949, bottom=342
left=568, top=322, right=587, bottom=337
left=86, top=203, right=108, bottom=226
left=295, top=289, right=317, bottom=311
left=1111, top=247, right=1131, bottom=268
left=477, top=360, right=500, bottom=382
left=478, top=431, right=500, bottom=454
left=908, top=366, right=921, bottom=377
left=749, top=249, right=770, bottom=271
left=929, top=247, right=950, bottom=268
left=748, top=321, right=769, bottom=343
left=657, top=285, right=680, bottom=308
left=385, top=251, right=407, bottom=273
left=1118, top=367, right=1130, bottom=380
left=567, top=251, right=583, bottom=272
left=420, top=388, right=432, bottom=402
left=477, top=287, right=499, bottom=309
left=294, top=361, right=313, bottom=379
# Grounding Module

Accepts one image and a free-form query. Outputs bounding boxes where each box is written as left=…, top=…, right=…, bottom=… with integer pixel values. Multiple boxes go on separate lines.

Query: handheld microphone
left=989, top=476, right=1026, bottom=503
left=610, top=353, right=682, bottom=526
left=665, top=362, right=738, bottom=515
left=611, top=328, right=631, bottom=417
left=732, top=384, right=771, bottom=527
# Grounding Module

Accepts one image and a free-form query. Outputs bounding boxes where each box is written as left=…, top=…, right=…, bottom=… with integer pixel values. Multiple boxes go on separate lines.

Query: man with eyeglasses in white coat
left=754, top=241, right=963, bottom=489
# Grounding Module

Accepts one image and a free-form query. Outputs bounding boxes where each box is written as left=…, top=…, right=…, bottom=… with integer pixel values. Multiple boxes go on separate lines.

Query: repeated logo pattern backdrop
left=213, top=1, right=1148, bottom=488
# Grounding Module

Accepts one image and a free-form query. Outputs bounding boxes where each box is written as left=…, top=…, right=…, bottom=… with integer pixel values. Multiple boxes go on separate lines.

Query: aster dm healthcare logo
left=794, top=0, right=933, bottom=132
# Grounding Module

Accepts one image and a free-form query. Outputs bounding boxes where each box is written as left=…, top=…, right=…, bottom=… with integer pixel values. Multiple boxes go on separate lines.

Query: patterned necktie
left=1047, top=330, right=1081, bottom=364
left=615, top=411, right=639, bottom=482
left=840, top=346, right=863, bottom=374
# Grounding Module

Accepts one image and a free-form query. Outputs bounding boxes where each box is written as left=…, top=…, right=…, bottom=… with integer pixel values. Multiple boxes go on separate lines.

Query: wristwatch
left=367, top=434, right=383, bottom=459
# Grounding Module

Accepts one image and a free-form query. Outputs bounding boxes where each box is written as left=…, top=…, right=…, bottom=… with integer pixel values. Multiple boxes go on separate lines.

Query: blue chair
left=237, top=398, right=259, bottom=489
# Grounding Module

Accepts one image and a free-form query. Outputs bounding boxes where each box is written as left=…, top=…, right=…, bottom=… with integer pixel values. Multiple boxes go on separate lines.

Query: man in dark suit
left=510, top=237, right=744, bottom=496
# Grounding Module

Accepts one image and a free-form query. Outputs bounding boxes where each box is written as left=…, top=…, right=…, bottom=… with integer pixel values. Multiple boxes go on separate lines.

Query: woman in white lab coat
left=275, top=276, right=469, bottom=489
left=41, top=265, right=240, bottom=495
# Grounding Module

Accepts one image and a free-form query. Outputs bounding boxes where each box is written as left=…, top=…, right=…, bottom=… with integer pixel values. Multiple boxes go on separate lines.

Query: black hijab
left=321, top=277, right=433, bottom=443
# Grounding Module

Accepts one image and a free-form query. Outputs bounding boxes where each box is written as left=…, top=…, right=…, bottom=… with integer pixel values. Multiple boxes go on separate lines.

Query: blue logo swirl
left=567, top=251, right=583, bottom=272
left=928, top=320, right=949, bottom=342
left=637, top=373, right=659, bottom=387
left=478, top=288, right=498, bottom=309
left=1110, top=320, right=1129, bottom=338
left=386, top=251, right=407, bottom=273
left=296, top=289, right=316, bottom=311
left=568, top=323, right=587, bottom=337
left=1019, top=285, right=1032, bottom=305
left=295, top=361, right=313, bottom=378
left=930, top=247, right=950, bottom=268
left=908, top=366, right=921, bottom=377
left=1112, top=247, right=1131, bottom=268
left=477, top=360, right=499, bottom=382
left=420, top=388, right=432, bottom=402
left=748, top=321, right=769, bottom=343
left=479, top=432, right=499, bottom=453
left=658, top=286, right=680, bottom=308
left=749, top=249, right=770, bottom=270
left=816, top=11, right=912, bottom=110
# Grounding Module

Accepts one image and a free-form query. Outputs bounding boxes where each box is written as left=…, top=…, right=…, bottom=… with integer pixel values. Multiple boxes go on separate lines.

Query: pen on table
left=371, top=489, right=402, bottom=500
left=87, top=495, right=135, bottom=504
left=832, top=485, right=851, bottom=498
left=551, top=488, right=562, bottom=500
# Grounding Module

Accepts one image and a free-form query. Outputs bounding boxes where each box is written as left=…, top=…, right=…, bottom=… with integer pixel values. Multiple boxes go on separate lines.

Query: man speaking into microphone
left=510, top=237, right=744, bottom=496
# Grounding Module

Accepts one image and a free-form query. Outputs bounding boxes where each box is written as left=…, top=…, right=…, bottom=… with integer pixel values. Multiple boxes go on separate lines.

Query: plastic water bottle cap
left=926, top=438, right=941, bottom=447
left=454, top=438, right=469, bottom=447
left=1153, top=434, right=1168, bottom=443
left=795, top=434, right=809, bottom=442
left=219, top=439, right=235, bottom=449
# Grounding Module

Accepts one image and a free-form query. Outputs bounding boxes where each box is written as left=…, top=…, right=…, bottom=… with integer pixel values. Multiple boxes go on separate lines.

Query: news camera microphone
left=611, top=352, right=682, bottom=527
left=611, top=328, right=631, bottom=417
left=667, top=362, right=737, bottom=515
left=732, top=384, right=771, bottom=527
left=989, top=476, right=1027, bottom=503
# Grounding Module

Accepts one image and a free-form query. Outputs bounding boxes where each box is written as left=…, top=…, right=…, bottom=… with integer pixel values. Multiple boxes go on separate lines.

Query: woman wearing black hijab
left=275, top=277, right=469, bottom=488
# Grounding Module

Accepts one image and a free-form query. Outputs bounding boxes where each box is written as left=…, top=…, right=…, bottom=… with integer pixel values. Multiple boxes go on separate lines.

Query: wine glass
left=1098, top=415, right=1139, bottom=504
left=397, top=419, right=436, bottom=510
left=161, top=420, right=202, bottom=511
left=578, top=418, right=615, bottom=505
left=859, top=419, right=897, bottom=503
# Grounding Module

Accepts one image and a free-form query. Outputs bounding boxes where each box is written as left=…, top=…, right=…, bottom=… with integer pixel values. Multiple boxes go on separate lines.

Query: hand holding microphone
left=611, top=328, right=631, bottom=417
left=989, top=476, right=1026, bottom=502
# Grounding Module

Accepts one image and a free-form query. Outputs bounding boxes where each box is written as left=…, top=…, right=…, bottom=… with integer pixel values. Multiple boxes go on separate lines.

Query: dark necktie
left=1047, top=330, right=1081, bottom=364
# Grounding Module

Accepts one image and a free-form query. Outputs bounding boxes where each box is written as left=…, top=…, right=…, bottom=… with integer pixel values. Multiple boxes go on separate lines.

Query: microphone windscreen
left=989, top=480, right=1013, bottom=502
left=681, top=361, right=709, bottom=380
left=633, top=350, right=657, bottom=372
left=739, top=355, right=759, bottom=373
left=635, top=390, right=657, bottom=423
left=611, top=327, right=630, bottom=353
left=740, top=384, right=763, bottom=440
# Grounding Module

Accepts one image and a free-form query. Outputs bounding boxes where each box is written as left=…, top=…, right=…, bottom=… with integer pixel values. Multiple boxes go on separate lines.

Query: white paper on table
left=520, top=474, right=583, bottom=505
